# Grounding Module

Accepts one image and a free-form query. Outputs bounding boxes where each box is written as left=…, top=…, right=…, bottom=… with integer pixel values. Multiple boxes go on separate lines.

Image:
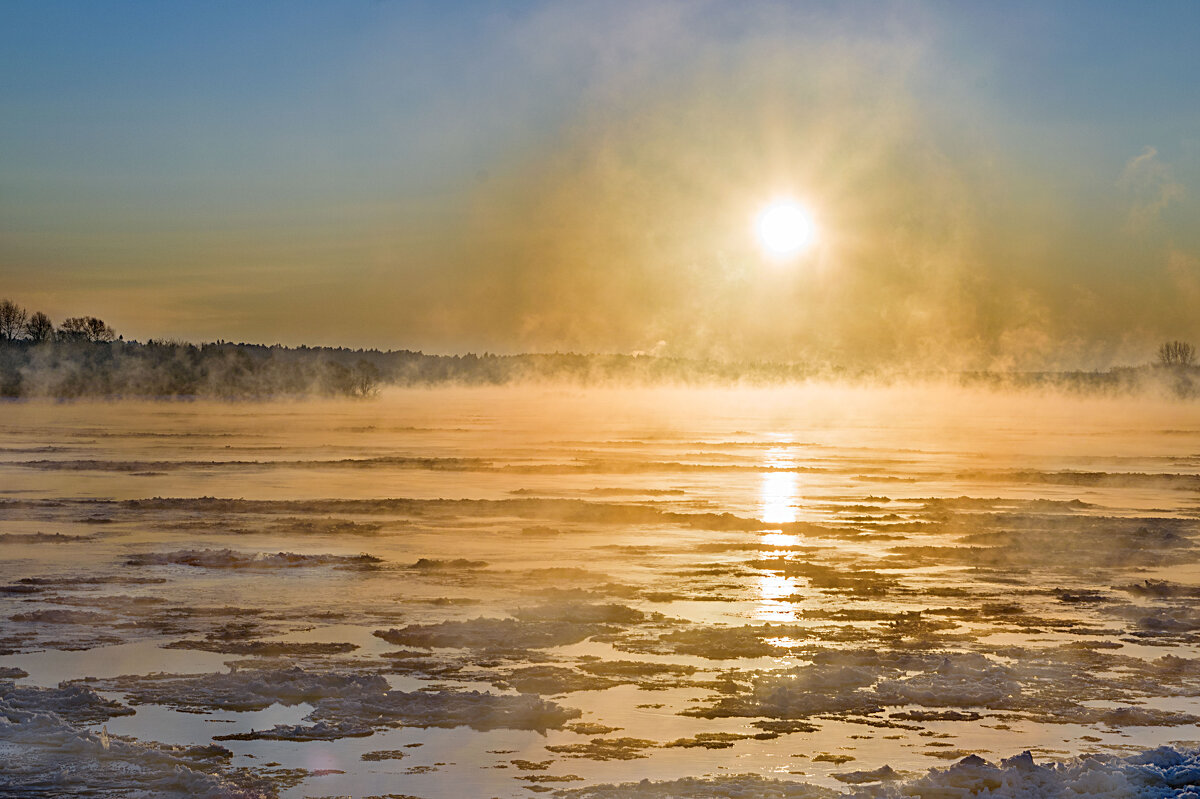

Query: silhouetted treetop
left=59, top=316, right=117, bottom=343
left=25, top=312, right=54, bottom=343
left=0, top=299, right=27, bottom=341
left=1158, top=340, right=1196, bottom=367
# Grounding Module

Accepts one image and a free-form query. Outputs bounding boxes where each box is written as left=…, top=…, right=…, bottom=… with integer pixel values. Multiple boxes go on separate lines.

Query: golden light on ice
left=760, top=445, right=799, bottom=525
left=760, top=471, right=799, bottom=525
left=755, top=200, right=817, bottom=257
left=755, top=573, right=798, bottom=622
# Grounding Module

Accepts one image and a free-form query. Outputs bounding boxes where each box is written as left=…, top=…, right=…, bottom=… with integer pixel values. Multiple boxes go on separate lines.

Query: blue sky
left=2, top=1, right=1198, bottom=367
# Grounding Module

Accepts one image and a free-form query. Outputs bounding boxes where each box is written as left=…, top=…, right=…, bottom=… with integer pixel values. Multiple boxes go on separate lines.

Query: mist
left=428, top=5, right=1195, bottom=369
left=3, top=2, right=1197, bottom=368
left=7, top=332, right=1200, bottom=401
left=5, top=5, right=1200, bottom=797
left=8, top=382, right=1200, bottom=796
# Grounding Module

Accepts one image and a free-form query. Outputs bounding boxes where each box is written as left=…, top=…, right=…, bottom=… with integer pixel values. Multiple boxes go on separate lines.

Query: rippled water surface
left=4, top=385, right=1200, bottom=797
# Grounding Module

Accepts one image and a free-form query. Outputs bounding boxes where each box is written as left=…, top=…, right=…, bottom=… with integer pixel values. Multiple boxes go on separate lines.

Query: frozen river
left=4, top=384, right=1200, bottom=797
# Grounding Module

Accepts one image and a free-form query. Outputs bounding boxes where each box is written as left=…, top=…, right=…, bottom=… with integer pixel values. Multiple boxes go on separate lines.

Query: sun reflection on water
left=755, top=443, right=802, bottom=621
left=754, top=575, right=798, bottom=622
left=758, top=573, right=796, bottom=599
left=760, top=472, right=798, bottom=524
left=760, top=531, right=799, bottom=548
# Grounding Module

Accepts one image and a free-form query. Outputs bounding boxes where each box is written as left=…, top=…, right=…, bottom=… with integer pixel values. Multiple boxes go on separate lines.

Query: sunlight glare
left=757, top=574, right=796, bottom=600
left=755, top=200, right=817, bottom=257
left=760, top=468, right=798, bottom=525
left=754, top=574, right=798, bottom=621
left=761, top=532, right=799, bottom=548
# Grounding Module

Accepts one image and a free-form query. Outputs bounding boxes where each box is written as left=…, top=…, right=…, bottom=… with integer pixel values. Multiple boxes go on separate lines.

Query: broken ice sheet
left=8, top=390, right=1200, bottom=797
left=0, top=682, right=274, bottom=798
left=87, top=666, right=582, bottom=737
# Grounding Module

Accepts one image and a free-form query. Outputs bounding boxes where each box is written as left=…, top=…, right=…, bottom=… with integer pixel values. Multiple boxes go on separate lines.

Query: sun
left=755, top=200, right=817, bottom=258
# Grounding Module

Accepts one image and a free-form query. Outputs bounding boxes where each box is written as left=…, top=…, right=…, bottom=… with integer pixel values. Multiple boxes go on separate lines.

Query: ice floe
left=375, top=604, right=649, bottom=652
left=551, top=749, right=1200, bottom=798
left=90, top=666, right=580, bottom=736
left=125, top=549, right=380, bottom=569
left=0, top=684, right=261, bottom=798
left=1, top=680, right=133, bottom=724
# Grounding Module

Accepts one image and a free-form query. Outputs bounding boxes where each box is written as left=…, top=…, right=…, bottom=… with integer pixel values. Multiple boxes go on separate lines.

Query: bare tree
left=1158, top=340, right=1196, bottom=367
left=352, top=359, right=382, bottom=398
left=0, top=299, right=28, bottom=341
left=25, top=311, right=54, bottom=343
left=57, top=318, right=87, bottom=341
left=59, top=316, right=116, bottom=343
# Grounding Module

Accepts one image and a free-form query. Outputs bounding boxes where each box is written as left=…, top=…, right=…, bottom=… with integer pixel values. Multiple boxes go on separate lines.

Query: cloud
left=1118, top=146, right=1185, bottom=231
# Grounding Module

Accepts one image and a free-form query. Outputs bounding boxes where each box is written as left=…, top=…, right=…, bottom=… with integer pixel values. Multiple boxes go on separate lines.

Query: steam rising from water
left=8, top=4, right=1196, bottom=368
left=4, top=384, right=1200, bottom=798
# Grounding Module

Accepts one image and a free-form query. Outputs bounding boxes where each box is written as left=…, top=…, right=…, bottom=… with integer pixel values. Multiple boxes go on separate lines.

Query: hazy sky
left=2, top=1, right=1198, bottom=368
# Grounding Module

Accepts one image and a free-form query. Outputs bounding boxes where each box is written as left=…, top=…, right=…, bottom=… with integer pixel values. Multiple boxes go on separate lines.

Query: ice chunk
left=375, top=616, right=621, bottom=650
left=873, top=654, right=1020, bottom=708
left=1, top=681, right=133, bottom=724
left=94, top=666, right=580, bottom=736
left=554, top=748, right=1200, bottom=798
left=832, top=764, right=902, bottom=783
left=0, top=694, right=251, bottom=798
left=407, top=557, right=488, bottom=570
left=665, top=732, right=760, bottom=749
left=214, top=719, right=371, bottom=741
left=688, top=665, right=884, bottom=719
left=500, top=666, right=618, bottom=694
left=10, top=609, right=112, bottom=624
left=125, top=548, right=380, bottom=568
left=162, top=639, right=358, bottom=657
left=98, top=666, right=389, bottom=712
left=551, top=773, right=838, bottom=797
left=1118, top=579, right=1200, bottom=598
left=546, top=737, right=658, bottom=761
left=513, top=603, right=647, bottom=625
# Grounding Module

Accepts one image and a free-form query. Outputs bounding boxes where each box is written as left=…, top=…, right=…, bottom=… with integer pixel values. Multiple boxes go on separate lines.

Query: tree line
left=0, top=298, right=382, bottom=399
left=1, top=297, right=1198, bottom=399
left=0, top=298, right=826, bottom=399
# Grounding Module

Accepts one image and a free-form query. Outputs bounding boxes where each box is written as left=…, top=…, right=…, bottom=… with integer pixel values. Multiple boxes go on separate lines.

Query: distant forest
left=0, top=298, right=818, bottom=398
left=1, top=299, right=1198, bottom=398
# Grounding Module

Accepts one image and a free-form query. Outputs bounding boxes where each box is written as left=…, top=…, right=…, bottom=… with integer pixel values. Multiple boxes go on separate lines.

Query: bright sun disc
left=756, top=201, right=816, bottom=257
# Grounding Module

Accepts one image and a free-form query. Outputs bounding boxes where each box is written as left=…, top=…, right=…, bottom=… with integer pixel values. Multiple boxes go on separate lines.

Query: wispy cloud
left=1118, top=146, right=1185, bottom=232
